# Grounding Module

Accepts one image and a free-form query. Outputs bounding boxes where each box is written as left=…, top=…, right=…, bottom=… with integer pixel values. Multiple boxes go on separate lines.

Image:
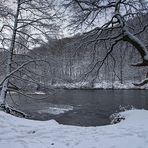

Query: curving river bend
left=7, top=90, right=148, bottom=126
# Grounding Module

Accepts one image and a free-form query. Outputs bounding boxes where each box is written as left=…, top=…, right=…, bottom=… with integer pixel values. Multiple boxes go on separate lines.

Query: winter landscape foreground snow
left=0, top=110, right=148, bottom=148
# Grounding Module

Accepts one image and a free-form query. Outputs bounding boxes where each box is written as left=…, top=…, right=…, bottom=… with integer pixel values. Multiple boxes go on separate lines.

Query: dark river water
left=7, top=90, right=148, bottom=126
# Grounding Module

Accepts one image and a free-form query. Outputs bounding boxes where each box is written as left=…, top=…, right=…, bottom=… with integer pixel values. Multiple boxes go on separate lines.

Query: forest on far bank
left=0, top=13, right=148, bottom=91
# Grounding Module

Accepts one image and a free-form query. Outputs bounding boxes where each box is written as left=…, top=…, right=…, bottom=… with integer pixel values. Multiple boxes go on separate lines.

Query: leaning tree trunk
left=0, top=0, right=20, bottom=106
left=123, top=30, right=148, bottom=66
left=122, top=27, right=148, bottom=86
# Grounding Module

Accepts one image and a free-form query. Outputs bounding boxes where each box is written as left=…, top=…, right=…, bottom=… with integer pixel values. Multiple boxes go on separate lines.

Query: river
left=7, top=90, right=148, bottom=126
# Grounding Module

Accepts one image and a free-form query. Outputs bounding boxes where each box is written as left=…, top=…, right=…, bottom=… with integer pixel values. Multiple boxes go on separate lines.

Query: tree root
left=0, top=104, right=28, bottom=118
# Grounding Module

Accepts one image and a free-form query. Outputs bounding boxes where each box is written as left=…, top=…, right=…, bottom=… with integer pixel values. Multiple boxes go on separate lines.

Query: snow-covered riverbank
left=52, top=81, right=148, bottom=90
left=0, top=110, right=148, bottom=148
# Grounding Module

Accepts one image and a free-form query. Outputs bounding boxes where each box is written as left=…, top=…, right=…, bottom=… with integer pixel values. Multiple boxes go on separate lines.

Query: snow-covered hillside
left=0, top=110, right=148, bottom=148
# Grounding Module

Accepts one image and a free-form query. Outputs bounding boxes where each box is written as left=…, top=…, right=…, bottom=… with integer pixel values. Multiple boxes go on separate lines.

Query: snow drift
left=0, top=110, right=148, bottom=148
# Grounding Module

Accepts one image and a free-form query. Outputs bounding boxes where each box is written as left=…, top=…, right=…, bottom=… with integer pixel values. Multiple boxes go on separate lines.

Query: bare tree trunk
left=0, top=0, right=20, bottom=106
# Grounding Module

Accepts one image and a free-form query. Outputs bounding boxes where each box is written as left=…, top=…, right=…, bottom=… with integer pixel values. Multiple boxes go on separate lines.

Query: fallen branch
left=133, top=78, right=148, bottom=86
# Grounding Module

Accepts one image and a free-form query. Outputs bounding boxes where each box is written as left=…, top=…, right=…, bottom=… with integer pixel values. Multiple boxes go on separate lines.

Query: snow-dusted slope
left=0, top=110, right=148, bottom=148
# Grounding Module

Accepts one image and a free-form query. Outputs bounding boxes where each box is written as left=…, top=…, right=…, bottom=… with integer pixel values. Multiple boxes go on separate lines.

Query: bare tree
left=0, top=0, right=59, bottom=110
left=64, top=0, right=148, bottom=85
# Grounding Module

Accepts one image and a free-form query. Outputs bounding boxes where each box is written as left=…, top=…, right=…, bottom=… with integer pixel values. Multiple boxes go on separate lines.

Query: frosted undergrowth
left=53, top=81, right=148, bottom=89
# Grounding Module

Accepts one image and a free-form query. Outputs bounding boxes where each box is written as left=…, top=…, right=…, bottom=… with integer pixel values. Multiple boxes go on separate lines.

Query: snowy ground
left=53, top=81, right=148, bottom=89
left=94, top=81, right=148, bottom=89
left=0, top=110, right=148, bottom=148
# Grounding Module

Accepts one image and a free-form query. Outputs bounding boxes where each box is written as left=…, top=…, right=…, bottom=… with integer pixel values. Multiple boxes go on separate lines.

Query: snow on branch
left=0, top=59, right=48, bottom=86
left=133, top=78, right=148, bottom=86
